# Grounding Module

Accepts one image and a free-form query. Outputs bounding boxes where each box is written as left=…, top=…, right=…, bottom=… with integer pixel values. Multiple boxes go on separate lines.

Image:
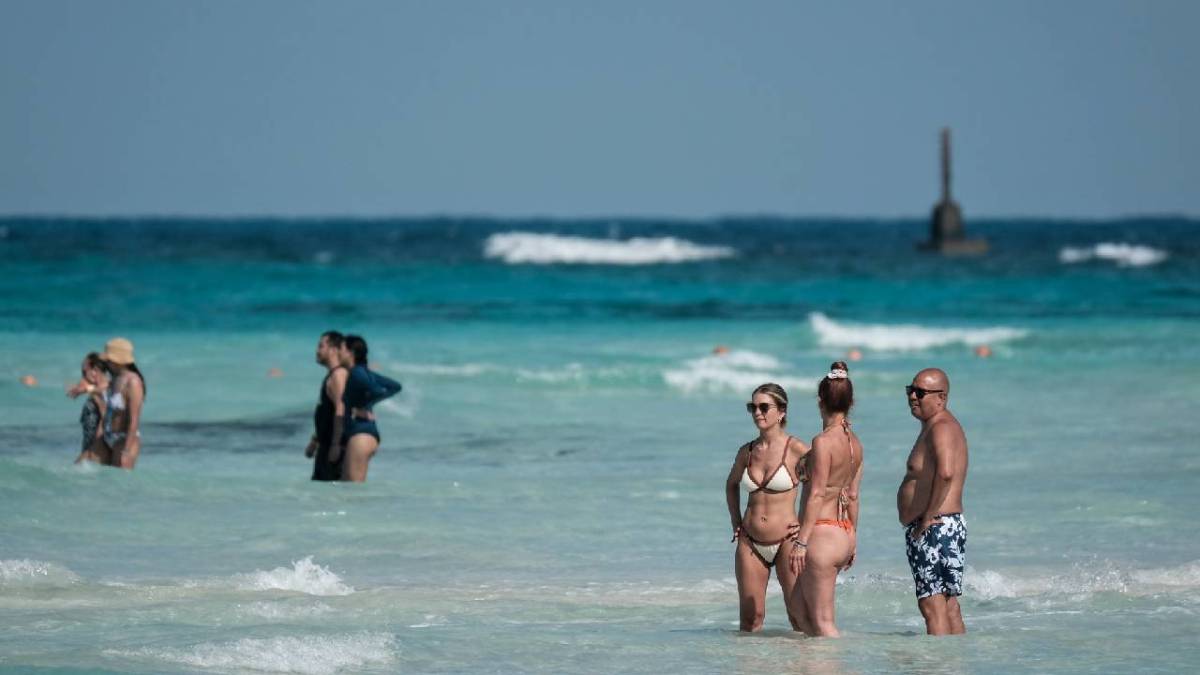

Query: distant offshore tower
left=922, top=128, right=987, bottom=255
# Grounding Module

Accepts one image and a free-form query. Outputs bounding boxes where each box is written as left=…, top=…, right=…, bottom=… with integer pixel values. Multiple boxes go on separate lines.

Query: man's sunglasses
left=745, top=402, right=781, bottom=415
left=905, top=385, right=945, bottom=399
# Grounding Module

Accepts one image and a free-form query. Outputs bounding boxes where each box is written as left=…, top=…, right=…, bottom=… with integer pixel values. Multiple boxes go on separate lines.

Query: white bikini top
left=106, top=390, right=126, bottom=412
left=740, top=437, right=799, bottom=493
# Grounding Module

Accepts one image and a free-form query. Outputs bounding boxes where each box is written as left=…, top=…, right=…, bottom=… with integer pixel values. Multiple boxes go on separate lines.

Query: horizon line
left=1, top=211, right=1196, bottom=224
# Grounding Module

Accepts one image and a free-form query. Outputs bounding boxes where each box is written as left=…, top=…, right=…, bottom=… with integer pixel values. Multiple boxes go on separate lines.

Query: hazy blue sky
left=2, top=1, right=1197, bottom=218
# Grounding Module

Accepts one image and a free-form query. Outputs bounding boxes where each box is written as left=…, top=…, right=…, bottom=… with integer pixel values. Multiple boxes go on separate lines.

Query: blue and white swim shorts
left=904, top=513, right=967, bottom=599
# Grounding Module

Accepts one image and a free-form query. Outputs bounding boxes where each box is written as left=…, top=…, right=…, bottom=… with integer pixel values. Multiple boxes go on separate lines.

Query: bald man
left=897, top=368, right=969, bottom=636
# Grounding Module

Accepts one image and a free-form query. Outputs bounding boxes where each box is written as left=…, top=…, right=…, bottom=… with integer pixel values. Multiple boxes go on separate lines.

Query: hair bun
left=819, top=361, right=855, bottom=413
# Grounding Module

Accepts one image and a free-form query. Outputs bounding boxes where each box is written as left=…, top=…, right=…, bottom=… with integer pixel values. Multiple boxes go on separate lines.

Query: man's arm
left=913, top=422, right=958, bottom=537
left=326, top=368, right=348, bottom=462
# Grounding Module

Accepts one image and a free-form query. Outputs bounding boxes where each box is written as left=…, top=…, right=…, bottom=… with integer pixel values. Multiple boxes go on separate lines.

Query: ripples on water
left=1, top=216, right=1198, bottom=672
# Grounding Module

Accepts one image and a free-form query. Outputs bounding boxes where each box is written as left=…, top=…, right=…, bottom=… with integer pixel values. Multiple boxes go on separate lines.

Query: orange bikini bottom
left=815, top=519, right=854, bottom=532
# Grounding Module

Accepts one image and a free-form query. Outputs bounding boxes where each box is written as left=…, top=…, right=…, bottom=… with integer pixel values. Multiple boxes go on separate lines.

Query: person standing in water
left=337, top=335, right=402, bottom=482
left=305, top=331, right=349, bottom=481
left=787, top=362, right=864, bottom=637
left=98, top=338, right=146, bottom=469
left=724, top=383, right=810, bottom=631
left=897, top=367, right=970, bottom=636
left=67, top=352, right=110, bottom=464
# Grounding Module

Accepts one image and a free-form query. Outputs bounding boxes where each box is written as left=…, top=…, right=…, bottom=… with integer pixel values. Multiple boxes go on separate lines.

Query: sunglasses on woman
left=745, top=402, right=780, bottom=415
left=905, top=385, right=945, bottom=399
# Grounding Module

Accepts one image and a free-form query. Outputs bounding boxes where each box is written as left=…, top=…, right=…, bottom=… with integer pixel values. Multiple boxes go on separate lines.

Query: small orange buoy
left=267, top=367, right=284, bottom=378
left=20, top=374, right=38, bottom=387
left=712, top=345, right=730, bottom=355
left=974, top=344, right=992, bottom=358
left=846, top=348, right=863, bottom=362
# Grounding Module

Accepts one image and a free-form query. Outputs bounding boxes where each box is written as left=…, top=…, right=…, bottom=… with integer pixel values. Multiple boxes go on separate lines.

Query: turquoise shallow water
left=1, top=217, right=1199, bottom=673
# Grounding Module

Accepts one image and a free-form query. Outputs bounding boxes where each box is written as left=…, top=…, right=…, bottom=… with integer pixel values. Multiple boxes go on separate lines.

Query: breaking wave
left=0, top=559, right=80, bottom=586
left=808, top=312, right=1027, bottom=351
left=233, top=557, right=353, bottom=596
left=663, top=350, right=814, bottom=394
left=483, top=232, right=735, bottom=265
left=105, top=632, right=396, bottom=675
left=1059, top=242, right=1168, bottom=267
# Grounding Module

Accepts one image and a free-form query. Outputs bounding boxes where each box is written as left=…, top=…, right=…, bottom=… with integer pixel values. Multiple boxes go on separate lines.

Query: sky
left=2, top=1, right=1197, bottom=219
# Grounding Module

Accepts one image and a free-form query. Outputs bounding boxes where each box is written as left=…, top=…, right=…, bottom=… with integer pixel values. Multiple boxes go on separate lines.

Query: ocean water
left=1, top=216, right=1198, bottom=674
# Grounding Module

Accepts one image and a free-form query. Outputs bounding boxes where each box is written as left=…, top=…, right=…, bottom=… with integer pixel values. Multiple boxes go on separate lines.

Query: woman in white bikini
left=724, top=383, right=810, bottom=631
left=98, top=338, right=146, bottom=469
left=787, top=361, right=864, bottom=637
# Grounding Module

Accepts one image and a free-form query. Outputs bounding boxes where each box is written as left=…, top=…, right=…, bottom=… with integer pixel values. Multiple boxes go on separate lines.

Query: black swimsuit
left=311, top=371, right=343, bottom=481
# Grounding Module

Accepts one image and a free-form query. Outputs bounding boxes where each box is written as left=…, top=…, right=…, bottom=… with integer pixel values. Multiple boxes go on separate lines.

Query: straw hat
left=102, top=337, right=136, bottom=365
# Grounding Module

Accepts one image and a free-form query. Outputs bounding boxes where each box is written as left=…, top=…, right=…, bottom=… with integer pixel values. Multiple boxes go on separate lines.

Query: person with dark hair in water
left=98, top=337, right=146, bottom=469
left=725, top=383, right=810, bottom=631
left=305, top=331, right=349, bottom=481
left=788, top=361, right=864, bottom=637
left=67, top=352, right=111, bottom=464
left=335, top=335, right=402, bottom=482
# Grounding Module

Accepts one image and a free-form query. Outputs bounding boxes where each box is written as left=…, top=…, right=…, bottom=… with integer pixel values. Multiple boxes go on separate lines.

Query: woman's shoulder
left=785, top=435, right=810, bottom=456
left=809, top=429, right=836, bottom=449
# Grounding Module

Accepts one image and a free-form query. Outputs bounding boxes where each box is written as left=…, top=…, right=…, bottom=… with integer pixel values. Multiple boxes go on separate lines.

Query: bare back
left=804, top=425, right=861, bottom=522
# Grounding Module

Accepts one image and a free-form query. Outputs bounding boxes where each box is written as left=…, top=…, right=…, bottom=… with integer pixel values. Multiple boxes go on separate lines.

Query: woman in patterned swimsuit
left=67, top=353, right=110, bottom=464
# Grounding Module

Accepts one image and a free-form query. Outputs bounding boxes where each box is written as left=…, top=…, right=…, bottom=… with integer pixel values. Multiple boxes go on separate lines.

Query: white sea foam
left=390, top=362, right=495, bottom=377
left=663, top=350, right=813, bottom=394
left=1059, top=242, right=1167, bottom=267
left=409, top=614, right=449, bottom=628
left=968, top=568, right=1022, bottom=600
left=105, top=633, right=396, bottom=675
left=1132, top=560, right=1200, bottom=587
left=234, top=557, right=353, bottom=596
left=516, top=363, right=586, bottom=383
left=808, top=312, right=1027, bottom=351
left=483, top=232, right=736, bottom=265
left=967, top=562, right=1146, bottom=600
left=241, top=601, right=334, bottom=620
left=0, top=559, right=80, bottom=586
left=375, top=396, right=417, bottom=419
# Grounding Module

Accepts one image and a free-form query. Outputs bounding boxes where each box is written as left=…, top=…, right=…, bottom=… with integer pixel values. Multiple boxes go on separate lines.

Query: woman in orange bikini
left=788, top=361, right=864, bottom=637
left=724, top=383, right=810, bottom=631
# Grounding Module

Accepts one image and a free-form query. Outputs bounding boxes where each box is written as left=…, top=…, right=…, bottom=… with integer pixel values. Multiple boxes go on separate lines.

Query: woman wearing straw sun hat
left=99, top=337, right=146, bottom=469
